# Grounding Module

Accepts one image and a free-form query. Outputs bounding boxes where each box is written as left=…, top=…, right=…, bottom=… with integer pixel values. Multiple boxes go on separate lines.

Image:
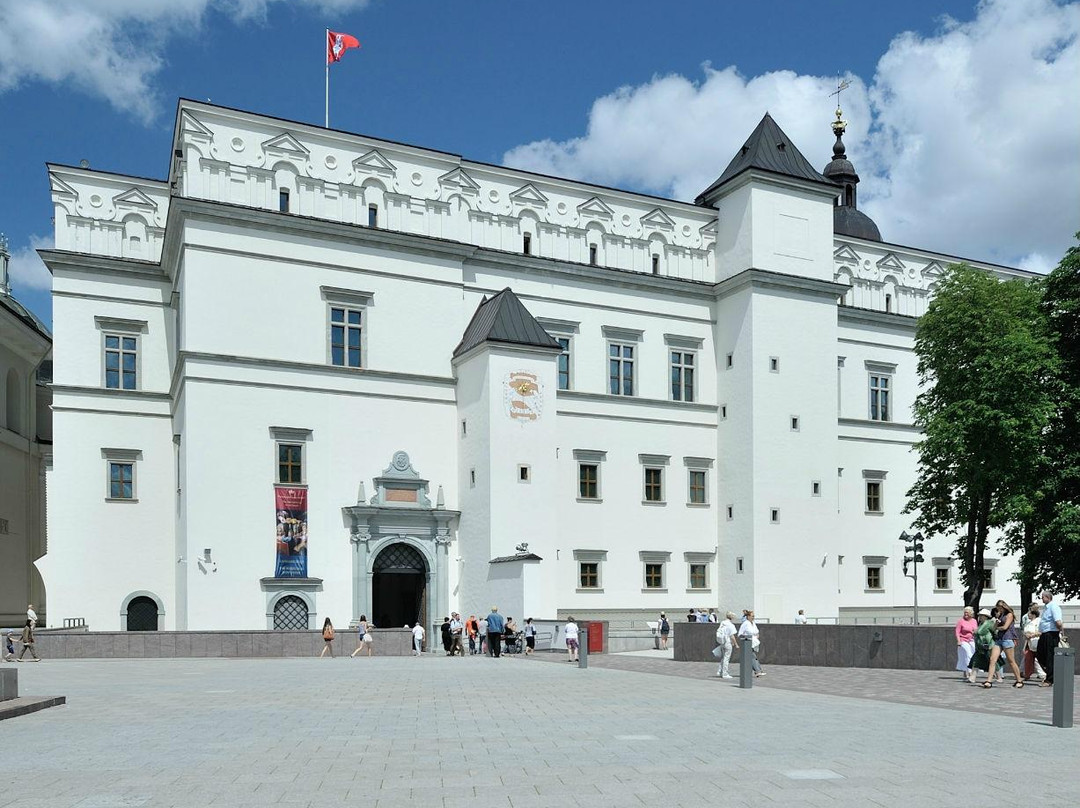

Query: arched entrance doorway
left=372, top=543, right=427, bottom=630
left=126, top=596, right=160, bottom=631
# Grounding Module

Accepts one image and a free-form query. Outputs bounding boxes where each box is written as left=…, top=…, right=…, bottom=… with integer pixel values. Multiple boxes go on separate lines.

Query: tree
left=1005, top=235, right=1080, bottom=600
left=906, top=263, right=1058, bottom=612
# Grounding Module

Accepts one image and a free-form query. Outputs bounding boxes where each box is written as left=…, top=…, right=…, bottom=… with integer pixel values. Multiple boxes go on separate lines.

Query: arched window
left=122, top=215, right=148, bottom=258
left=5, top=368, right=20, bottom=435
left=273, top=595, right=310, bottom=630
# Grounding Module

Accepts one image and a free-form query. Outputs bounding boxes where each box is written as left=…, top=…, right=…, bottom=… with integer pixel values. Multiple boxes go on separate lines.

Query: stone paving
left=3, top=654, right=1078, bottom=808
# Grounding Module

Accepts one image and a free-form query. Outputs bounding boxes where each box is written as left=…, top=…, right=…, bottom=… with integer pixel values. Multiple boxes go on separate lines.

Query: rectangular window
left=736, top=557, right=744, bottom=573
left=726, top=352, right=733, bottom=369
left=644, top=467, right=663, bottom=502
left=791, top=416, right=800, bottom=431
left=278, top=189, right=290, bottom=213
left=461, top=420, right=467, bottom=437
left=557, top=337, right=571, bottom=390
left=104, top=334, right=138, bottom=390
left=109, top=462, right=134, bottom=499
left=278, top=443, right=303, bottom=484
left=869, top=374, right=891, bottom=421
left=579, top=562, right=599, bottom=588
left=670, top=351, right=695, bottom=402
left=720, top=405, right=728, bottom=419
left=518, top=465, right=530, bottom=483
left=866, top=566, right=883, bottom=590
left=367, top=204, right=379, bottom=228
left=689, top=563, right=707, bottom=589
left=812, top=480, right=821, bottom=496
left=329, top=306, right=363, bottom=368
left=688, top=470, right=706, bottom=504
left=770, top=508, right=780, bottom=523
left=769, top=356, right=780, bottom=373
left=579, top=463, right=599, bottom=499
left=609, top=343, right=634, bottom=396
left=726, top=505, right=733, bottom=520
left=644, top=563, right=664, bottom=589
left=651, top=254, right=659, bottom=274
left=935, top=568, right=950, bottom=590
left=523, top=233, right=532, bottom=254
left=589, top=244, right=598, bottom=266
left=866, top=481, right=883, bottom=513
left=980, top=568, right=994, bottom=590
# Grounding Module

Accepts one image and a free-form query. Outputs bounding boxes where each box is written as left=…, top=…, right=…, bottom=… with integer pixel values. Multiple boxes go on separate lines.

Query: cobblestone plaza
left=3, top=654, right=1078, bottom=808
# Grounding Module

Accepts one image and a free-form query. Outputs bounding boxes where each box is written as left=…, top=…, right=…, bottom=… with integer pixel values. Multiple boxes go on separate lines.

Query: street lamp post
left=900, top=530, right=925, bottom=625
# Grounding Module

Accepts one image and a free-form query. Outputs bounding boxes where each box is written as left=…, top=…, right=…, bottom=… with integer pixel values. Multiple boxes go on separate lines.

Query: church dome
left=833, top=205, right=882, bottom=242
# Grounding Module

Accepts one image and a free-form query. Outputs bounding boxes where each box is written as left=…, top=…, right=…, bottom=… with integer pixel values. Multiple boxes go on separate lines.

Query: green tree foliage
left=906, top=263, right=1058, bottom=611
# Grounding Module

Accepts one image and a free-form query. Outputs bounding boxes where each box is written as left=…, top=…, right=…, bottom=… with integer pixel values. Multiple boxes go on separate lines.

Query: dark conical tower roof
left=695, top=113, right=834, bottom=205
left=453, top=288, right=562, bottom=358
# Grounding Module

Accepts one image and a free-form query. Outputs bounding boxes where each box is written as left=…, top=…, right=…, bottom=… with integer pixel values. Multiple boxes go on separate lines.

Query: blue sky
left=2, top=0, right=1078, bottom=328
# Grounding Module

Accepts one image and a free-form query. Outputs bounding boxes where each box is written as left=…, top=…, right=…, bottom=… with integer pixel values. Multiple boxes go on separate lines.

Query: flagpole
left=324, top=28, right=330, bottom=128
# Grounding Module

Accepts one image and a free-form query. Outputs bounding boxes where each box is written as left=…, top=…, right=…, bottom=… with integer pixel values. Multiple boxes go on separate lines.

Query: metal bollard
left=1052, top=647, right=1074, bottom=729
left=578, top=628, right=588, bottom=669
left=739, top=643, right=753, bottom=689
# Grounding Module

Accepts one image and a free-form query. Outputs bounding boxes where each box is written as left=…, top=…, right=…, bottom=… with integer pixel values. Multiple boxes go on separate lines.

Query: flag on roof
left=327, top=31, right=360, bottom=64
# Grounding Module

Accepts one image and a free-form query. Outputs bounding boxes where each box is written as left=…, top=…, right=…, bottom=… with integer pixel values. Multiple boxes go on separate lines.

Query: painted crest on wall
left=505, top=371, right=543, bottom=422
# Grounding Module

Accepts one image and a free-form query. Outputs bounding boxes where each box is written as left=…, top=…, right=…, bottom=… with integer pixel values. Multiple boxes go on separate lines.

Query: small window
left=644, top=563, right=664, bottom=589
left=689, top=563, right=707, bottom=589
left=688, top=470, right=706, bottom=504
left=579, top=463, right=599, bottom=499
left=109, top=462, right=134, bottom=500
left=769, top=356, right=780, bottom=373
left=523, top=233, right=532, bottom=255
left=726, top=352, right=733, bottom=369
left=770, top=508, right=780, bottom=523
left=579, top=562, right=599, bottom=588
left=720, top=404, right=728, bottom=420
left=935, top=568, right=950, bottom=590
left=461, top=420, right=467, bottom=437
left=279, top=189, right=290, bottom=213
left=866, top=566, right=883, bottom=590
left=367, top=204, right=379, bottom=228
left=980, top=568, right=994, bottom=590
left=644, top=467, right=663, bottom=502
left=885, top=293, right=892, bottom=313
left=811, top=481, right=821, bottom=496
left=869, top=374, right=891, bottom=422
left=556, top=337, right=571, bottom=390
left=790, top=416, right=800, bottom=431
left=277, top=444, right=303, bottom=484
left=329, top=306, right=363, bottom=368
left=651, top=254, right=659, bottom=275
left=736, top=557, right=744, bottom=573
left=866, top=481, right=883, bottom=513
left=469, top=468, right=476, bottom=488
left=589, top=244, right=598, bottom=266
left=670, top=351, right=695, bottom=402
left=104, top=334, right=138, bottom=390
left=726, top=505, right=734, bottom=520
left=518, top=465, right=530, bottom=483
left=608, top=343, right=635, bottom=396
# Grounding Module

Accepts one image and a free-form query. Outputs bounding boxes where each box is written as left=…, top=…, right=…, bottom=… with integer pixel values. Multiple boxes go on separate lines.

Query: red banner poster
left=274, top=487, right=308, bottom=578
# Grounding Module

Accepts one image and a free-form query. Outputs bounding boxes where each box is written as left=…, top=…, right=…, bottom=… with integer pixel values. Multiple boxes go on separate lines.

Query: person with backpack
left=319, top=617, right=335, bottom=658
left=658, top=613, right=671, bottom=650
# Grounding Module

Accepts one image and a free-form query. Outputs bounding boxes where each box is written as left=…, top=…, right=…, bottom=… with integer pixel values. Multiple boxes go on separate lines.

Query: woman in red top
left=955, top=606, right=978, bottom=682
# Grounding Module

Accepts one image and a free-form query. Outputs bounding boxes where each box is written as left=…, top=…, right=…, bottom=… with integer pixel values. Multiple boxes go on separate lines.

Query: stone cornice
left=713, top=268, right=848, bottom=301
left=557, top=389, right=718, bottom=414
left=837, top=305, right=917, bottom=331
left=38, top=249, right=169, bottom=283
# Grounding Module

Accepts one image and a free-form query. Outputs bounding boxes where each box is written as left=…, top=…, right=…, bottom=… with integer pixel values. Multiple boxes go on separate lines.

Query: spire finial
left=828, top=75, right=851, bottom=157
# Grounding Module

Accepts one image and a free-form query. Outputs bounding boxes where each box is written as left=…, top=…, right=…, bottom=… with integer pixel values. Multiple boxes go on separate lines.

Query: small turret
left=824, top=107, right=882, bottom=242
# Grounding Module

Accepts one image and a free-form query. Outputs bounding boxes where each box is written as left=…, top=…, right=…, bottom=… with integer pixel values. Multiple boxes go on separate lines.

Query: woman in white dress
left=736, top=610, right=765, bottom=677
left=954, top=606, right=977, bottom=680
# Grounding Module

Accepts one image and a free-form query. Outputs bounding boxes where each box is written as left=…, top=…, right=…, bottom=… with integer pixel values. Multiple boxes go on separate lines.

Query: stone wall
left=672, top=622, right=1080, bottom=674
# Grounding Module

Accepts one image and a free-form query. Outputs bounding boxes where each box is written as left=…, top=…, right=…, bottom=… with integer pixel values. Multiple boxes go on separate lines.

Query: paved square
left=3, top=654, right=1078, bottom=808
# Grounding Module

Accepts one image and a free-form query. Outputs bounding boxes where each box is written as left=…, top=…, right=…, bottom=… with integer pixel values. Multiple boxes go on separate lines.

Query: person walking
left=466, top=614, right=479, bottom=655
left=449, top=613, right=464, bottom=656
left=716, top=611, right=737, bottom=679
left=319, top=618, right=335, bottom=658
left=503, top=617, right=518, bottom=654
left=3, top=632, right=15, bottom=662
left=970, top=609, right=1002, bottom=683
left=478, top=616, right=489, bottom=655
left=736, top=610, right=764, bottom=677
left=658, top=612, right=671, bottom=650
left=955, top=606, right=978, bottom=681
left=27, top=604, right=37, bottom=629
left=1036, top=590, right=1064, bottom=688
left=411, top=622, right=425, bottom=656
left=350, top=616, right=372, bottom=657
left=1022, top=605, right=1044, bottom=681
left=983, top=600, right=1023, bottom=688
left=523, top=618, right=537, bottom=655
left=564, top=616, right=580, bottom=662
left=485, top=607, right=505, bottom=658
left=16, top=620, right=40, bottom=662
left=440, top=617, right=453, bottom=655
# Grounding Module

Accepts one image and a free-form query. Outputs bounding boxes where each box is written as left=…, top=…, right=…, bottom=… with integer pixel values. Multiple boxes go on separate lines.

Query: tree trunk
left=962, top=500, right=978, bottom=609
left=1019, top=520, right=1035, bottom=610
left=971, top=494, right=990, bottom=613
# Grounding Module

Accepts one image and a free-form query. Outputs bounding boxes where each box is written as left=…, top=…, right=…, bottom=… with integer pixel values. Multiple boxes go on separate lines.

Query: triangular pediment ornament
left=113, top=187, right=158, bottom=210
left=262, top=132, right=310, bottom=157
left=49, top=174, right=79, bottom=198
left=509, top=183, right=549, bottom=207
left=922, top=261, right=946, bottom=278
left=699, top=220, right=718, bottom=238
left=352, top=148, right=396, bottom=175
left=876, top=252, right=906, bottom=271
left=438, top=167, right=480, bottom=193
left=179, top=111, right=214, bottom=138
left=833, top=244, right=861, bottom=264
left=577, top=196, right=614, bottom=219
left=640, top=207, right=676, bottom=229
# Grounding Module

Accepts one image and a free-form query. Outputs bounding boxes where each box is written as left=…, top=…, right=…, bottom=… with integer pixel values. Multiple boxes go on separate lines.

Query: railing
left=62, top=618, right=87, bottom=628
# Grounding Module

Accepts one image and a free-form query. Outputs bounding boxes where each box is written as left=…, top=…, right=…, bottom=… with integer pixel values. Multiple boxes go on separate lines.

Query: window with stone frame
left=579, top=562, right=599, bottom=588
left=578, top=463, right=598, bottom=499
left=866, top=566, right=883, bottom=590
left=689, top=563, right=707, bottom=589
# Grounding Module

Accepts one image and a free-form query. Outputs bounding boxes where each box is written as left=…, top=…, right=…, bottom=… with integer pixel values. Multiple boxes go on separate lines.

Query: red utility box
left=583, top=620, right=607, bottom=654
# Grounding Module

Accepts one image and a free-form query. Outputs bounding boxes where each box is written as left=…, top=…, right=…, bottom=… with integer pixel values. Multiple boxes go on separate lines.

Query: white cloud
left=7, top=235, right=54, bottom=293
left=504, top=0, right=1080, bottom=270
left=0, top=0, right=371, bottom=124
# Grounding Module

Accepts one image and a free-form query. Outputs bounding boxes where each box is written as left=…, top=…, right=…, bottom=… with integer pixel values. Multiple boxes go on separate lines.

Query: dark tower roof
left=824, top=108, right=881, bottom=242
left=453, top=287, right=562, bottom=358
left=696, top=113, right=834, bottom=205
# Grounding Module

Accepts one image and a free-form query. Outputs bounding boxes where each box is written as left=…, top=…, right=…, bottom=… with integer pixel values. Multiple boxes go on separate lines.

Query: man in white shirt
left=411, top=623, right=425, bottom=656
left=27, top=605, right=37, bottom=629
left=564, top=617, right=580, bottom=662
left=449, top=613, right=464, bottom=657
left=716, top=612, right=738, bottom=679
left=794, top=610, right=808, bottom=625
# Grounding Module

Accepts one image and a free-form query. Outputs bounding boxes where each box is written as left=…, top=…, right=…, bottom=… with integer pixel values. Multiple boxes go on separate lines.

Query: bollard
left=578, top=627, right=588, bottom=669
left=739, top=642, right=753, bottom=689
left=1052, top=647, right=1074, bottom=729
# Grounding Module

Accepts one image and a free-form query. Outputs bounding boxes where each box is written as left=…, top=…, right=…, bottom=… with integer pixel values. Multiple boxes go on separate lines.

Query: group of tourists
left=709, top=609, right=765, bottom=679
left=955, top=590, right=1066, bottom=688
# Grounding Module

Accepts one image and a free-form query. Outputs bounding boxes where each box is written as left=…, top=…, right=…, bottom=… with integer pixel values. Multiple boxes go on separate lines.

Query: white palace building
left=38, top=99, right=1036, bottom=632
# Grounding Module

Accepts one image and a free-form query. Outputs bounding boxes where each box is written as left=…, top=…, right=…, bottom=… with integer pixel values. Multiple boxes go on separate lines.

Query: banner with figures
left=274, top=487, right=308, bottom=578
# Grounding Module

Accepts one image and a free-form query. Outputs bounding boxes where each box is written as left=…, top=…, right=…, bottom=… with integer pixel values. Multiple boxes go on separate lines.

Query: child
left=3, top=632, right=15, bottom=662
